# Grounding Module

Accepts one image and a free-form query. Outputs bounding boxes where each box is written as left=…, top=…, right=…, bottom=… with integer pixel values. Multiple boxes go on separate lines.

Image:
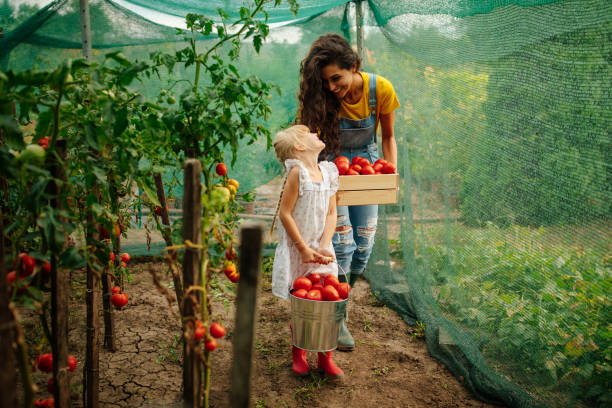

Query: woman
left=297, top=33, right=400, bottom=351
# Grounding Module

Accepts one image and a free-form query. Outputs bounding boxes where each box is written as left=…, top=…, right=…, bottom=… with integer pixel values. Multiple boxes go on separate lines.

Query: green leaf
left=113, top=106, right=129, bottom=138
left=136, top=176, right=161, bottom=206
left=0, top=115, right=24, bottom=149
left=60, top=247, right=84, bottom=269
left=105, top=51, right=131, bottom=67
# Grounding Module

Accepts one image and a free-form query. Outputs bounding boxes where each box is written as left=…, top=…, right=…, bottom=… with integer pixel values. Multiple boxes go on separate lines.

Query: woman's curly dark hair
left=297, top=33, right=361, bottom=158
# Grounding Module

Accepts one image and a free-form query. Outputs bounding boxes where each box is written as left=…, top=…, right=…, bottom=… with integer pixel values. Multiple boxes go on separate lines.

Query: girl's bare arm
left=318, top=193, right=337, bottom=255
left=279, top=167, right=320, bottom=263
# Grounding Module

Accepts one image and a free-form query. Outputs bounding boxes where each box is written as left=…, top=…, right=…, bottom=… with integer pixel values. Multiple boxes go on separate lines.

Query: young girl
left=270, top=124, right=344, bottom=378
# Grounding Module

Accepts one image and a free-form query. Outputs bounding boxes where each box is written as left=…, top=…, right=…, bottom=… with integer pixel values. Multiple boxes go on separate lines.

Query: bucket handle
left=332, top=260, right=348, bottom=283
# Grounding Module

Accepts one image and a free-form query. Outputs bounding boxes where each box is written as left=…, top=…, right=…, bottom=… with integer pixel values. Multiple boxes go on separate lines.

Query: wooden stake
left=231, top=223, right=264, bottom=408
left=85, top=203, right=100, bottom=408
left=155, top=172, right=183, bottom=307
left=0, top=201, right=17, bottom=407
left=49, top=140, right=72, bottom=407
left=182, top=160, right=202, bottom=407
left=356, top=0, right=365, bottom=63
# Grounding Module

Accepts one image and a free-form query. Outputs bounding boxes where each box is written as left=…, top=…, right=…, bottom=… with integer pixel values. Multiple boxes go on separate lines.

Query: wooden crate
left=337, top=174, right=399, bottom=206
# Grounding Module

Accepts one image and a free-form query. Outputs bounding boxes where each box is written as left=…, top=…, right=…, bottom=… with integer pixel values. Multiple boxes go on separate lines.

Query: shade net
left=1, top=0, right=611, bottom=407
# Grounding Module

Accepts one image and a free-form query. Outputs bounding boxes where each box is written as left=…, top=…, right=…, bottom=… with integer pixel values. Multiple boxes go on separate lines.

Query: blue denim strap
left=367, top=72, right=377, bottom=110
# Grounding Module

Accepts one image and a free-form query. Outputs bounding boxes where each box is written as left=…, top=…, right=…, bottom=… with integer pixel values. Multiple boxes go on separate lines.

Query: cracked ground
left=22, top=261, right=503, bottom=408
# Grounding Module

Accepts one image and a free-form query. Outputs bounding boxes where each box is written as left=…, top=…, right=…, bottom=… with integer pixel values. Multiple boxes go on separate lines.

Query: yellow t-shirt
left=338, top=73, right=400, bottom=133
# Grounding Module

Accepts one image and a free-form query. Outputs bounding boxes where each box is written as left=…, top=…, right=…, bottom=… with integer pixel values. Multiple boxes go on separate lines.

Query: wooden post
left=79, top=0, right=92, bottom=61
left=355, top=0, right=365, bottom=63
left=231, top=223, right=264, bottom=408
left=0, top=201, right=17, bottom=407
left=154, top=172, right=183, bottom=307
left=101, top=268, right=115, bottom=351
left=182, top=160, right=202, bottom=407
left=49, top=140, right=71, bottom=407
left=84, top=204, right=100, bottom=408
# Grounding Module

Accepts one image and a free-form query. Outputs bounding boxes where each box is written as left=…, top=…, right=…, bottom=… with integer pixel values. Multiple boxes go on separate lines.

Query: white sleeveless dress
left=271, top=159, right=339, bottom=299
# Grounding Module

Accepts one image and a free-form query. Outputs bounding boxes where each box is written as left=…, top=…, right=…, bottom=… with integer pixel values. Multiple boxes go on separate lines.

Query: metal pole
left=79, top=0, right=92, bottom=61
left=355, top=0, right=365, bottom=64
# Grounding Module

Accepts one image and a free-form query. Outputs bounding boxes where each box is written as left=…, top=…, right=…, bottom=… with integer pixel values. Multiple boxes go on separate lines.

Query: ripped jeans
left=331, top=142, right=379, bottom=277
left=333, top=205, right=378, bottom=277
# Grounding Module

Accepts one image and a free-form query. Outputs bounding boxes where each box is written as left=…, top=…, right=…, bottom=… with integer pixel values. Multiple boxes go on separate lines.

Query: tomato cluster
left=291, top=273, right=350, bottom=301
left=334, top=156, right=396, bottom=176
left=35, top=352, right=79, bottom=406
left=191, top=319, right=226, bottom=352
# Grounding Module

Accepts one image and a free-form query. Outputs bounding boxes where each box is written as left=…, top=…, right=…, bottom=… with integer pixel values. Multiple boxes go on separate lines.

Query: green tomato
left=211, top=186, right=231, bottom=207
left=166, top=96, right=176, bottom=104
left=160, top=89, right=167, bottom=96
left=19, top=144, right=46, bottom=165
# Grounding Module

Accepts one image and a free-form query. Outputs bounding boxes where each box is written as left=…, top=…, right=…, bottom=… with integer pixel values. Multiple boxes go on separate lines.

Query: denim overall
left=333, top=73, right=379, bottom=279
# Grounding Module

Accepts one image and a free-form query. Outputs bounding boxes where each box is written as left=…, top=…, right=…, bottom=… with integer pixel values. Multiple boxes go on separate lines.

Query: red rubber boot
left=292, top=346, right=310, bottom=377
left=317, top=351, right=344, bottom=378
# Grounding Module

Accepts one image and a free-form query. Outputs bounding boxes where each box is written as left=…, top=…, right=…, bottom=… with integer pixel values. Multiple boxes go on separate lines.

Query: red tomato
left=37, top=353, right=53, bottom=373
left=322, top=285, right=340, bottom=301
left=35, top=398, right=54, bottom=408
left=42, top=260, right=51, bottom=274
left=209, top=322, right=226, bottom=339
left=373, top=162, right=384, bottom=172
left=351, top=164, right=362, bottom=173
left=335, top=156, right=350, bottom=165
left=306, top=273, right=321, bottom=285
left=111, top=286, right=121, bottom=295
left=47, top=377, right=54, bottom=393
left=337, top=282, right=351, bottom=299
left=120, top=261, right=127, bottom=269
left=37, top=137, right=50, bottom=149
left=225, top=247, right=237, bottom=261
left=113, top=225, right=121, bottom=238
left=20, top=254, right=35, bottom=277
left=68, top=355, right=77, bottom=372
left=382, top=163, right=397, bottom=174
left=224, top=262, right=237, bottom=277
left=6, top=271, right=16, bottom=285
left=323, top=274, right=340, bottom=289
left=374, top=158, right=388, bottom=166
left=194, top=320, right=206, bottom=341
left=336, top=160, right=349, bottom=175
left=111, top=293, right=129, bottom=309
left=346, top=168, right=360, bottom=176
left=154, top=206, right=162, bottom=216
left=205, top=338, right=217, bottom=351
left=227, top=272, right=240, bottom=283
left=110, top=252, right=115, bottom=263
left=360, top=165, right=375, bottom=175
left=312, top=283, right=324, bottom=291
left=305, top=289, right=322, bottom=301
left=351, top=156, right=363, bottom=165
left=292, top=288, right=308, bottom=299
left=120, top=253, right=130, bottom=263
left=358, top=157, right=371, bottom=167
left=375, top=171, right=382, bottom=174
left=293, top=277, right=312, bottom=291
left=215, top=163, right=228, bottom=176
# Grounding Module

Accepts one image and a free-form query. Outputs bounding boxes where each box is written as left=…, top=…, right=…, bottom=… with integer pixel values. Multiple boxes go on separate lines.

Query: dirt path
left=35, top=262, right=503, bottom=407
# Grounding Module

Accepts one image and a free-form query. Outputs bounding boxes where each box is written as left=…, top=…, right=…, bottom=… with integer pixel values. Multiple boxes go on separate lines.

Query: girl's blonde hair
left=273, top=124, right=310, bottom=163
left=269, top=124, right=310, bottom=235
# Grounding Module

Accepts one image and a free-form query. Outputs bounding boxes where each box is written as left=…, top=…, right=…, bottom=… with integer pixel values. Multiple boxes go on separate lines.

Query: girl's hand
left=298, top=246, right=319, bottom=264
left=315, top=247, right=335, bottom=265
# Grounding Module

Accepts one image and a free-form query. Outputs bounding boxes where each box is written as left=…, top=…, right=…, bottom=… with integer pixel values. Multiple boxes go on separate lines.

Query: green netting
left=1, top=0, right=610, bottom=407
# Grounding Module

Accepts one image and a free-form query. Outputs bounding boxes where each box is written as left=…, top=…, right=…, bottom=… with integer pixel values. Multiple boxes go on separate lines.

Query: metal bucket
left=290, top=294, right=347, bottom=352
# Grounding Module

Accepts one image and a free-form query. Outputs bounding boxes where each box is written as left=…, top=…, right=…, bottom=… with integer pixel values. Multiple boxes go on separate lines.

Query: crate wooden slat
left=337, top=174, right=399, bottom=206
